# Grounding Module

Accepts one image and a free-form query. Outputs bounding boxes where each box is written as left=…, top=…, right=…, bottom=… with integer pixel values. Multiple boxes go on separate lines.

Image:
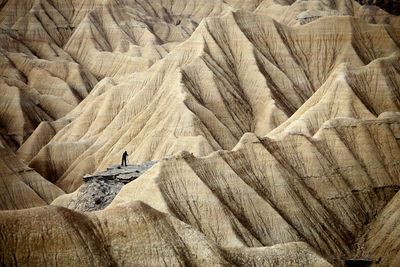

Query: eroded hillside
left=0, top=0, right=399, bottom=266
left=20, top=12, right=400, bottom=193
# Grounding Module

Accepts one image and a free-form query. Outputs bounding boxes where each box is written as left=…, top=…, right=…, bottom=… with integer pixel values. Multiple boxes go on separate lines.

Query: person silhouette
left=121, top=151, right=128, bottom=167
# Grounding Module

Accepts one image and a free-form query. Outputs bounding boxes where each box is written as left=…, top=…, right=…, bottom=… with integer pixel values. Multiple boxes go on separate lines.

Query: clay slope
left=0, top=0, right=101, bottom=150
left=0, top=0, right=234, bottom=80
left=0, top=1, right=399, bottom=265
left=269, top=54, right=400, bottom=138
left=64, top=0, right=234, bottom=78
left=110, top=116, right=400, bottom=264
left=0, top=201, right=330, bottom=266
left=0, top=145, right=64, bottom=210
left=0, top=0, right=105, bottom=63
left=0, top=0, right=397, bottom=150
left=0, top=46, right=97, bottom=150
left=356, top=189, right=400, bottom=266
left=254, top=0, right=400, bottom=26
left=0, top=0, right=235, bottom=150
left=23, top=11, right=400, bottom=192
left=356, top=0, right=400, bottom=15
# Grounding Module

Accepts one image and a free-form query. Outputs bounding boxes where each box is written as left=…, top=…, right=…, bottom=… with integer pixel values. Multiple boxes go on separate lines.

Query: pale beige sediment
left=110, top=117, right=400, bottom=263
left=0, top=146, right=64, bottom=210
left=0, top=0, right=399, bottom=265
left=29, top=12, right=400, bottom=193
left=0, top=201, right=331, bottom=266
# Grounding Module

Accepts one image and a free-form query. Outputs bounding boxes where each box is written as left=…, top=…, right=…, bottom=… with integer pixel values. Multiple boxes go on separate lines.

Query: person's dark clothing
left=121, top=151, right=128, bottom=166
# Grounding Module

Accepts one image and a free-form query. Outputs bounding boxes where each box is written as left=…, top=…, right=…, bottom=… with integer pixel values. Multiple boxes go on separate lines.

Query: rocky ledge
left=69, top=161, right=157, bottom=212
left=83, top=162, right=157, bottom=183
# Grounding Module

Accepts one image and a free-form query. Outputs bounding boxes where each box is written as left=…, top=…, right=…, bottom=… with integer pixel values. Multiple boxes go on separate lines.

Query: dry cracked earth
left=0, top=0, right=400, bottom=266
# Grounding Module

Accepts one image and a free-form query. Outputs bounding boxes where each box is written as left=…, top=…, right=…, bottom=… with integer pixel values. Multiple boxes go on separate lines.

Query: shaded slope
left=0, top=0, right=398, bottom=152
left=15, top=119, right=71, bottom=163
left=269, top=54, right=400, bottom=137
left=0, top=0, right=98, bottom=61
left=356, top=0, right=400, bottom=15
left=64, top=0, right=233, bottom=78
left=25, top=12, right=400, bottom=192
left=0, top=0, right=104, bottom=43
left=0, top=46, right=97, bottom=150
left=255, top=0, right=400, bottom=26
left=356, top=189, right=400, bottom=266
left=0, top=201, right=330, bottom=266
left=0, top=1, right=398, bottom=265
left=0, top=0, right=235, bottom=150
left=0, top=0, right=100, bottom=150
left=111, top=116, right=400, bottom=264
left=0, top=146, right=64, bottom=210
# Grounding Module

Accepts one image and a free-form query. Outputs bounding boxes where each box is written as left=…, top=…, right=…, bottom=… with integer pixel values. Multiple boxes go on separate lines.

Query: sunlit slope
left=358, top=189, right=400, bottom=266
left=0, top=146, right=64, bottom=210
left=0, top=201, right=330, bottom=266
left=0, top=0, right=235, bottom=150
left=268, top=54, right=400, bottom=138
left=24, top=12, right=400, bottom=192
left=255, top=0, right=400, bottom=26
left=110, top=116, right=400, bottom=263
left=0, top=49, right=96, bottom=150
left=1, top=1, right=399, bottom=265
left=0, top=0, right=101, bottom=150
left=64, top=0, right=233, bottom=78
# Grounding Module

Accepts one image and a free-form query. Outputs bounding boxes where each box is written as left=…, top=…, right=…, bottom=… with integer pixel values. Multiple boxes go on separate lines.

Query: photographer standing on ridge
left=121, top=151, right=128, bottom=167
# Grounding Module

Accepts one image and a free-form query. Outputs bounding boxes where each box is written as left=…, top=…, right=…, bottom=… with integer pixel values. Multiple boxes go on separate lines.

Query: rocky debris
left=355, top=0, right=400, bottom=15
left=70, top=161, right=157, bottom=212
left=83, top=161, right=157, bottom=183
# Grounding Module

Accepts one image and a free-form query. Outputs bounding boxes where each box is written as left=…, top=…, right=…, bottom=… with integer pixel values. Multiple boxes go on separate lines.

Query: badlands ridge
left=0, top=0, right=400, bottom=266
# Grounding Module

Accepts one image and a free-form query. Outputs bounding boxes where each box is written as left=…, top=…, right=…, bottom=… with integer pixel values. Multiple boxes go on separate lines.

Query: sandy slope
left=0, top=0, right=399, bottom=266
left=109, top=115, right=400, bottom=264
left=21, top=11, right=400, bottom=192
left=0, top=201, right=330, bottom=266
left=0, top=145, right=64, bottom=210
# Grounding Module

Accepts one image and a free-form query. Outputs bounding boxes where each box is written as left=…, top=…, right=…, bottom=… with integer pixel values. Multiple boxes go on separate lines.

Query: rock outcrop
left=52, top=161, right=157, bottom=211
